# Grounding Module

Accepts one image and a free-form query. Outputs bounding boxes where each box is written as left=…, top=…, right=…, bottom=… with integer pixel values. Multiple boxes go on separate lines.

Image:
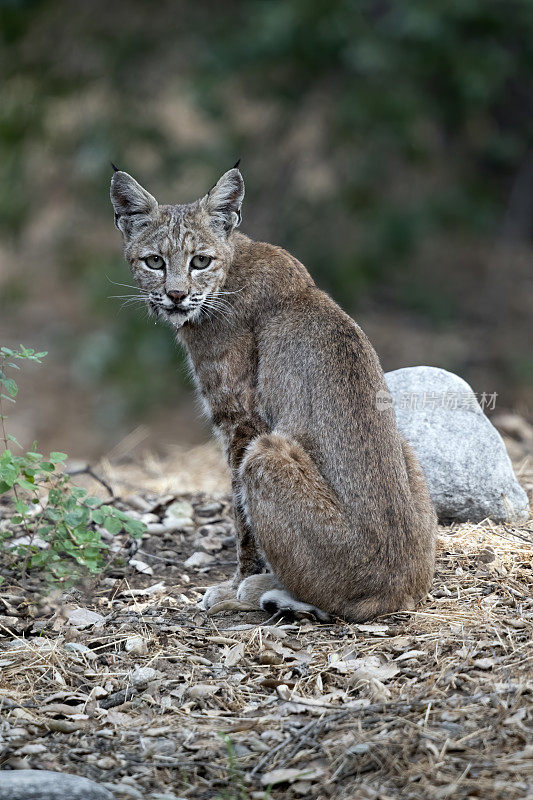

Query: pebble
left=165, top=500, right=194, bottom=518
left=64, top=642, right=92, bottom=655
left=128, top=666, right=162, bottom=685
left=146, top=522, right=167, bottom=535
left=195, top=533, right=223, bottom=553
left=125, top=636, right=148, bottom=656
left=96, top=757, right=116, bottom=770
left=141, top=513, right=160, bottom=524
left=159, top=549, right=178, bottom=560
left=128, top=559, right=154, bottom=575
left=67, top=608, right=105, bottom=629
left=162, top=517, right=194, bottom=533
left=183, top=551, right=215, bottom=568
left=14, top=744, right=47, bottom=756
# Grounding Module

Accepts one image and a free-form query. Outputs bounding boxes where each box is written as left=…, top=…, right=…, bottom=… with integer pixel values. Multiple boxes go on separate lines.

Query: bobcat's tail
left=260, top=589, right=330, bottom=622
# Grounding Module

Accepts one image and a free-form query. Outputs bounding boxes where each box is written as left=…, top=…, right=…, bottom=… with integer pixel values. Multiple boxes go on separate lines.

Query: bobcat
left=110, top=165, right=437, bottom=621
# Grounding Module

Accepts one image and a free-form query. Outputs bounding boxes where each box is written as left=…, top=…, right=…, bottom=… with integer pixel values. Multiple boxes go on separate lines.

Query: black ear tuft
left=233, top=159, right=241, bottom=170
left=111, top=162, right=120, bottom=173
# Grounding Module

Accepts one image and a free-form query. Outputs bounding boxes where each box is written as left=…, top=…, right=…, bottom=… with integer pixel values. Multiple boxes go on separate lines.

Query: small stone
left=142, top=513, right=160, bottom=524
left=10, top=535, right=48, bottom=550
left=90, top=686, right=109, bottom=699
left=195, top=533, right=223, bottom=553
left=96, top=757, right=116, bottom=770
left=64, top=642, right=93, bottom=655
left=183, top=551, right=215, bottom=569
left=473, top=657, right=495, bottom=670
left=199, top=524, right=228, bottom=537
left=160, top=549, right=178, bottom=560
left=162, top=516, right=194, bottom=533
left=128, top=666, right=161, bottom=685
left=125, top=636, right=148, bottom=656
left=146, top=522, right=166, bottom=535
left=166, top=500, right=194, bottom=518
left=195, top=501, right=223, bottom=517
left=0, top=770, right=114, bottom=799
left=67, top=608, right=105, bottom=629
left=14, top=744, right=47, bottom=756
left=129, top=559, right=153, bottom=575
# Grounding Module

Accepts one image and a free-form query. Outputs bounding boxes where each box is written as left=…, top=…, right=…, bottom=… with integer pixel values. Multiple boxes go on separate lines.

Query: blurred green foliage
left=1, top=0, right=532, bottom=422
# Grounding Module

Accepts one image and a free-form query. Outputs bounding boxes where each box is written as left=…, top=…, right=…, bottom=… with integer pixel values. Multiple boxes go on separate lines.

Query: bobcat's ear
left=110, top=171, right=158, bottom=238
left=201, top=167, right=244, bottom=234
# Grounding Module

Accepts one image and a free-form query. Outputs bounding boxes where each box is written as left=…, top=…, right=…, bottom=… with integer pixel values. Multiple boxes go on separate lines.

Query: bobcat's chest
left=186, top=333, right=264, bottom=435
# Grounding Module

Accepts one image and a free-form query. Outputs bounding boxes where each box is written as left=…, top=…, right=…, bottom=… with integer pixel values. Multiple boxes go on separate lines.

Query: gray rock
left=384, top=366, right=530, bottom=523
left=0, top=770, right=114, bottom=800
left=128, top=665, right=162, bottom=685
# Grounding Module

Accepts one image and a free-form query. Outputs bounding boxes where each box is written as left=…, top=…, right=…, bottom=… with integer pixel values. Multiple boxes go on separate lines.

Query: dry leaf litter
left=0, top=437, right=531, bottom=800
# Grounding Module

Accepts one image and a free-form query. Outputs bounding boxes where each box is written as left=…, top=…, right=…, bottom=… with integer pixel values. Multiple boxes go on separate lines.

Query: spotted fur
left=111, top=167, right=437, bottom=622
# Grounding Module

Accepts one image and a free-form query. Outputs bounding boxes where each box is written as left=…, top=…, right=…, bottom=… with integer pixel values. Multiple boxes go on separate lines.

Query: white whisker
left=215, top=287, right=244, bottom=295
left=108, top=293, right=151, bottom=299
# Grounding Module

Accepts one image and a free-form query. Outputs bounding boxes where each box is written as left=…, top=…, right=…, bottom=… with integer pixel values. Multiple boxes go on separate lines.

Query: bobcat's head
left=110, top=166, right=244, bottom=328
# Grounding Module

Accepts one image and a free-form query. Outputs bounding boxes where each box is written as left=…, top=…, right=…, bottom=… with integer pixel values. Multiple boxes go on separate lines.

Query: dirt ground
left=0, top=438, right=531, bottom=800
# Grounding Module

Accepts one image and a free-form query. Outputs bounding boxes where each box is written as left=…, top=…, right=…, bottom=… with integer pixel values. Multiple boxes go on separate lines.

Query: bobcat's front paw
left=200, top=581, right=236, bottom=610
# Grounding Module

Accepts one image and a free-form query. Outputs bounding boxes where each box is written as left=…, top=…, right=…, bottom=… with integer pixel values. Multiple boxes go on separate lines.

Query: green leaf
left=48, top=488, right=62, bottom=505
left=0, top=393, right=16, bottom=403
left=104, top=516, right=123, bottom=535
left=83, top=495, right=102, bottom=508
left=38, top=462, right=55, bottom=473
left=124, top=519, right=146, bottom=539
left=69, top=486, right=87, bottom=499
left=10, top=515, right=23, bottom=524
left=14, top=499, right=29, bottom=514
left=49, top=452, right=68, bottom=463
left=7, top=434, right=21, bottom=448
left=0, top=452, right=18, bottom=488
left=64, top=506, right=90, bottom=528
left=0, top=377, right=18, bottom=397
left=91, top=508, right=104, bottom=525
left=16, top=477, right=37, bottom=491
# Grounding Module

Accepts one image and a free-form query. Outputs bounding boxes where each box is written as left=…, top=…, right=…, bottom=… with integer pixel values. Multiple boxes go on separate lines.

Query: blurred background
left=1, top=0, right=532, bottom=461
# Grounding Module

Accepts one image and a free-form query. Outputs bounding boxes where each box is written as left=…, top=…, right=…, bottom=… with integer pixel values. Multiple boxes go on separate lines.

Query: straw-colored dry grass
left=0, top=440, right=531, bottom=800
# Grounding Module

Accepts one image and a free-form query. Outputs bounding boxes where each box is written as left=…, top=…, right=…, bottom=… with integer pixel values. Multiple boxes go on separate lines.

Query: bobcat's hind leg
left=236, top=573, right=282, bottom=606
left=237, top=573, right=330, bottom=621
left=239, top=432, right=350, bottom=618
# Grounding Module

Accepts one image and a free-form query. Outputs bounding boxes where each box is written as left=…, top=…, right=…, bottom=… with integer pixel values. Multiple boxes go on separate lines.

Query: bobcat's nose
left=166, top=290, right=188, bottom=305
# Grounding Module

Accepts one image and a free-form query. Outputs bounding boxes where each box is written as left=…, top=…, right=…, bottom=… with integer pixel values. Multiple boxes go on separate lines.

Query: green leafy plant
left=0, top=345, right=145, bottom=586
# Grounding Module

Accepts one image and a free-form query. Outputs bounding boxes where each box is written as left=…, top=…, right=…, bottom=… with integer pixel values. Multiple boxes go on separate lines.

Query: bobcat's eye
left=190, top=254, right=212, bottom=270
left=144, top=255, right=165, bottom=270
